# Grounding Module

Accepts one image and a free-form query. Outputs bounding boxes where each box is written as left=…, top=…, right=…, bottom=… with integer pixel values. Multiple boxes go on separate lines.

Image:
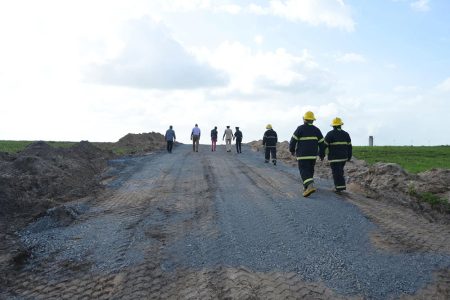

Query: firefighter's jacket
left=289, top=123, right=325, bottom=160
left=324, top=128, right=352, bottom=162
left=263, top=129, right=278, bottom=148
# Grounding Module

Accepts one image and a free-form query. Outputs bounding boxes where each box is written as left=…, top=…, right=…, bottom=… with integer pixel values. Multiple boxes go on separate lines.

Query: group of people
left=164, top=124, right=244, bottom=153
left=164, top=111, right=352, bottom=198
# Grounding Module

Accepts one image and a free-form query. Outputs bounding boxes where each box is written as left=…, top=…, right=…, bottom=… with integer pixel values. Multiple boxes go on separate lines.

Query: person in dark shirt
left=289, top=111, right=325, bottom=197
left=164, top=125, right=176, bottom=153
left=324, top=117, right=352, bottom=193
left=263, top=124, right=278, bottom=165
left=211, top=126, right=218, bottom=152
left=234, top=127, right=243, bottom=153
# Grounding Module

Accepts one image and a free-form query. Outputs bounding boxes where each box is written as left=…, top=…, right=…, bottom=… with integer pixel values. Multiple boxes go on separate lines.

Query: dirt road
left=2, top=144, right=450, bottom=299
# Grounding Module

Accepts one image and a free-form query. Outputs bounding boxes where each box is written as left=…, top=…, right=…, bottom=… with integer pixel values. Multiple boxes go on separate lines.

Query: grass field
left=353, top=146, right=450, bottom=173
left=0, top=140, right=76, bottom=153
left=0, top=140, right=129, bottom=156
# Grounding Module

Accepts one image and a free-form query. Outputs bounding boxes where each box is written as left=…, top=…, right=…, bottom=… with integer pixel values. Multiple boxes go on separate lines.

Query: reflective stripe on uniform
left=335, top=185, right=346, bottom=189
left=297, top=156, right=317, bottom=160
left=304, top=178, right=314, bottom=185
left=329, top=142, right=350, bottom=145
left=292, top=134, right=299, bottom=140
left=329, top=158, right=348, bottom=163
left=299, top=136, right=318, bottom=141
left=318, top=138, right=324, bottom=143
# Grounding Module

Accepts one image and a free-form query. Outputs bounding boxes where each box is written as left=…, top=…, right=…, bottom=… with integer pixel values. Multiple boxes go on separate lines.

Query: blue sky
left=0, top=0, right=449, bottom=146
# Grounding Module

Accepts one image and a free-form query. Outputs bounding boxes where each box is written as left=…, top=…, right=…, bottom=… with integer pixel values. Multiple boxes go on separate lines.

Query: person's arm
left=223, top=131, right=226, bottom=140
left=191, top=130, right=193, bottom=140
left=173, top=131, right=176, bottom=141
left=347, top=133, right=352, bottom=161
left=318, top=130, right=325, bottom=160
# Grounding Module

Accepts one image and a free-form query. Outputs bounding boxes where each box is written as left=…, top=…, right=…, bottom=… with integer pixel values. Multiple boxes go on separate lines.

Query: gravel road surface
left=2, top=144, right=450, bottom=299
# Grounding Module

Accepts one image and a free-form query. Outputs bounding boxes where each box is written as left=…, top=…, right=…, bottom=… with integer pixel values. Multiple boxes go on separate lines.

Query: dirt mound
left=0, top=141, right=113, bottom=222
left=115, top=132, right=165, bottom=154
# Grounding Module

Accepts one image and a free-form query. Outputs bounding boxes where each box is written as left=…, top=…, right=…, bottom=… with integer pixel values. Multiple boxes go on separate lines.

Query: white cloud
left=436, top=77, right=450, bottom=92
left=144, top=0, right=355, bottom=31
left=254, top=35, right=264, bottom=45
left=268, top=0, right=355, bottom=31
left=394, top=85, right=418, bottom=93
left=410, top=0, right=430, bottom=12
left=336, top=52, right=366, bottom=63
left=191, top=42, right=332, bottom=95
left=85, top=18, right=228, bottom=89
left=215, top=4, right=242, bottom=14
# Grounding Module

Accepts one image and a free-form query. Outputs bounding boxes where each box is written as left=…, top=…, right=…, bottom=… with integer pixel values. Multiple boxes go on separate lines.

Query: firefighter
left=263, top=124, right=278, bottom=165
left=324, top=117, right=352, bottom=193
left=289, top=111, right=325, bottom=197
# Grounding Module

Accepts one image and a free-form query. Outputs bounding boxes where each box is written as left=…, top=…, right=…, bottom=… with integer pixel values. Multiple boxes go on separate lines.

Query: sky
left=0, top=0, right=449, bottom=146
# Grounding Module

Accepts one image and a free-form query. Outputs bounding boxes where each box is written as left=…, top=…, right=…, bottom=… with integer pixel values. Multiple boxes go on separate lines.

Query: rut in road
left=3, top=144, right=450, bottom=299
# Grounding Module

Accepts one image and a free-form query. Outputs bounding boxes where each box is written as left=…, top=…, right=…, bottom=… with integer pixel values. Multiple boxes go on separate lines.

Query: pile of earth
left=113, top=132, right=166, bottom=154
left=248, top=140, right=450, bottom=223
left=0, top=131, right=166, bottom=274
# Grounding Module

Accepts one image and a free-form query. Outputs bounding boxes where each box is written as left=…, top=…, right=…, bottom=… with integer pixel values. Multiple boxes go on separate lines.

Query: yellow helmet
left=331, top=117, right=344, bottom=126
left=303, top=111, right=316, bottom=121
left=266, top=124, right=272, bottom=129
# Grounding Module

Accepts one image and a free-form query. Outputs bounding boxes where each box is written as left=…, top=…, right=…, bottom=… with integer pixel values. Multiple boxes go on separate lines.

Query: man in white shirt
left=222, top=126, right=234, bottom=152
left=191, top=124, right=201, bottom=152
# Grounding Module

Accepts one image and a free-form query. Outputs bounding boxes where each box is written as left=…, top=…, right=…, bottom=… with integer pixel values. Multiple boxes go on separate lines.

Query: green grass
left=352, top=146, right=450, bottom=174
left=0, top=140, right=76, bottom=153
left=0, top=140, right=145, bottom=156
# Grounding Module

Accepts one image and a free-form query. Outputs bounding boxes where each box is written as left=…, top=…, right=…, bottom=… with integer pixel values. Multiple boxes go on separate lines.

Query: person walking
left=324, top=117, right=352, bottom=193
left=211, top=126, right=218, bottom=151
left=223, top=126, right=234, bottom=152
left=234, top=127, right=243, bottom=153
left=263, top=124, right=278, bottom=165
left=165, top=125, right=176, bottom=153
left=191, top=124, right=201, bottom=152
left=289, top=111, right=325, bottom=197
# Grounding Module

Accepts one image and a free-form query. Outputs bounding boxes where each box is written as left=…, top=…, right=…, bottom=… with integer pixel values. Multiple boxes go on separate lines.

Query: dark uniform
left=234, top=128, right=243, bottom=153
left=324, top=127, right=352, bottom=191
left=263, top=128, right=278, bottom=165
left=289, top=123, right=325, bottom=189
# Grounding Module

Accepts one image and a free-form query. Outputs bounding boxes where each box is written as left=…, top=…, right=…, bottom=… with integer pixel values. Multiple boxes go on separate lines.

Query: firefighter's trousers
left=298, top=159, right=316, bottom=189
left=264, top=146, right=277, bottom=162
left=330, top=161, right=346, bottom=191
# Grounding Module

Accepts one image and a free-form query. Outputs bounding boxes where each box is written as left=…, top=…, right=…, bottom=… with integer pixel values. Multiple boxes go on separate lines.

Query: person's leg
left=168, top=141, right=173, bottom=153
left=271, top=147, right=277, bottom=165
left=167, top=141, right=170, bottom=152
left=298, top=160, right=314, bottom=188
left=238, top=140, right=242, bottom=153
left=264, top=147, right=270, bottom=162
left=331, top=162, right=346, bottom=191
left=195, top=136, right=199, bottom=152
left=192, top=138, right=195, bottom=151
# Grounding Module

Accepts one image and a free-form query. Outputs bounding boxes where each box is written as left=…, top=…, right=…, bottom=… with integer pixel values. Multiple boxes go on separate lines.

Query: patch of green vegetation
left=407, top=185, right=450, bottom=210
left=0, top=140, right=76, bottom=153
left=353, top=146, right=450, bottom=173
